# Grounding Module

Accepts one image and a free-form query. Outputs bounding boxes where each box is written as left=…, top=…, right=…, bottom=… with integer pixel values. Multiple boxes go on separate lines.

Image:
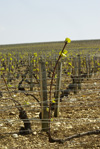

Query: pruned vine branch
left=2, top=75, right=32, bottom=135
left=47, top=129, right=100, bottom=143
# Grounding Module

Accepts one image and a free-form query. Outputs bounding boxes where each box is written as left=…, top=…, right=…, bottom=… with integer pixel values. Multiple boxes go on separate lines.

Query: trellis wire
left=0, top=54, right=100, bottom=142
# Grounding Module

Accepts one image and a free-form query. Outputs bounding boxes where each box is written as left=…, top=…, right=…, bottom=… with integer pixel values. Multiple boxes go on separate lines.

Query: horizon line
left=0, top=38, right=100, bottom=46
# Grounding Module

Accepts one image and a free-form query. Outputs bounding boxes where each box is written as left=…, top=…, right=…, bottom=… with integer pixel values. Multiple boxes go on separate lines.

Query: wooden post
left=72, top=57, right=78, bottom=94
left=86, top=55, right=89, bottom=79
left=29, top=55, right=33, bottom=91
left=93, top=56, right=97, bottom=75
left=88, top=55, right=92, bottom=78
left=7, top=55, right=10, bottom=83
left=98, top=57, right=100, bottom=71
left=39, top=61, right=49, bottom=132
left=54, top=62, right=62, bottom=117
left=77, top=54, right=81, bottom=89
left=16, top=53, right=20, bottom=79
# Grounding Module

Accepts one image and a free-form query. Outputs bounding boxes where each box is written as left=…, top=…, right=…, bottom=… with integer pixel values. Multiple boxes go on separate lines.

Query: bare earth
left=0, top=72, right=100, bottom=149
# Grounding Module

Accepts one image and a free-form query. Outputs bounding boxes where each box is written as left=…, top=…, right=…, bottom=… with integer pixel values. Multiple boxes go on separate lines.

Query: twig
left=47, top=129, right=100, bottom=143
left=48, top=40, right=68, bottom=141
left=2, top=75, right=32, bottom=135
left=63, top=129, right=100, bottom=142
left=24, top=92, right=40, bottom=105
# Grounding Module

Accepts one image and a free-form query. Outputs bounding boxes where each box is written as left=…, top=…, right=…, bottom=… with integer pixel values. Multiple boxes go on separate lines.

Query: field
left=0, top=39, right=100, bottom=148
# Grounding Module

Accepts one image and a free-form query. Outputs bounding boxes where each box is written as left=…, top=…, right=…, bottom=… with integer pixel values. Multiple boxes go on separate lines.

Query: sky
left=0, top=0, right=100, bottom=45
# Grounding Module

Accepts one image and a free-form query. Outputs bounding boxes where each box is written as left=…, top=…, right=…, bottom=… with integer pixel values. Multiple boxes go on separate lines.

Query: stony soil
left=0, top=73, right=100, bottom=149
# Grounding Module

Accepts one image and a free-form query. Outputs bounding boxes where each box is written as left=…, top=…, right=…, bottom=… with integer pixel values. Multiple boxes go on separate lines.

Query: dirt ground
left=0, top=72, right=100, bottom=149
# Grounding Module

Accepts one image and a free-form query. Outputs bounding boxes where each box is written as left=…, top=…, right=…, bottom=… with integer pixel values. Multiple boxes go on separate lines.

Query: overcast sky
left=0, top=0, right=100, bottom=45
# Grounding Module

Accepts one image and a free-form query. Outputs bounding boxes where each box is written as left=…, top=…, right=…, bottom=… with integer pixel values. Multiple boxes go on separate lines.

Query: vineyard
left=0, top=39, right=100, bottom=148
